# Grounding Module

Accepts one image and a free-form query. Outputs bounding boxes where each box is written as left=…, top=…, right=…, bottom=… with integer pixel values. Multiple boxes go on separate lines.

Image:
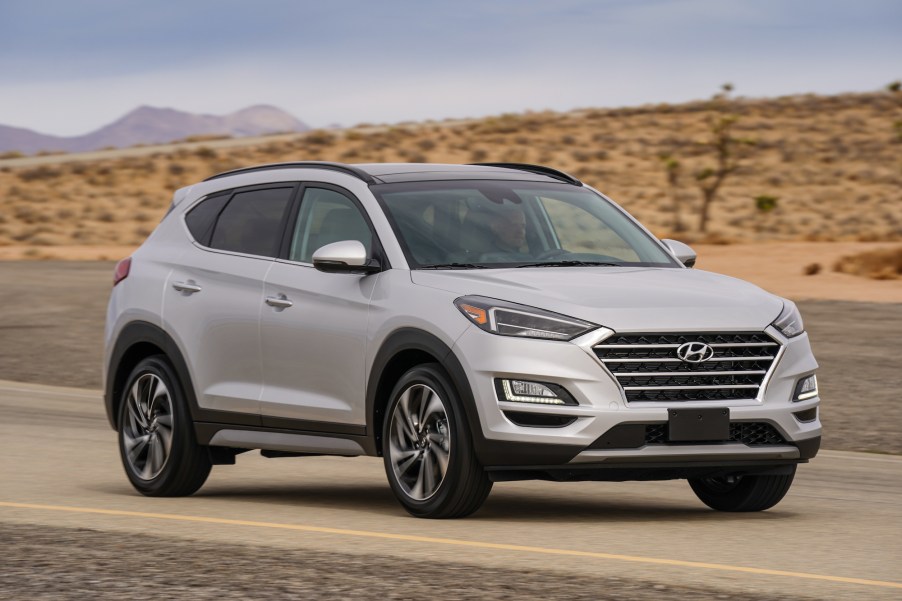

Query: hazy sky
left=1, top=0, right=899, bottom=136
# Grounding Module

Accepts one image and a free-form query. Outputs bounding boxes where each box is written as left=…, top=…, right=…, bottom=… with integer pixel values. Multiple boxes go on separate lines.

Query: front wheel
left=382, top=364, right=492, bottom=518
left=118, top=355, right=211, bottom=496
left=688, top=466, right=796, bottom=512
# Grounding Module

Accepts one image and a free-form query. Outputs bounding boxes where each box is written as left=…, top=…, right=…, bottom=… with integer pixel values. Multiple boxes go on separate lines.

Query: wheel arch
left=105, top=321, right=198, bottom=431
left=366, top=328, right=480, bottom=457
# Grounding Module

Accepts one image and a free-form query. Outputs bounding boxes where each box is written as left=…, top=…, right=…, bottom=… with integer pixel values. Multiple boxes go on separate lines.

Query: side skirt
left=195, top=422, right=369, bottom=457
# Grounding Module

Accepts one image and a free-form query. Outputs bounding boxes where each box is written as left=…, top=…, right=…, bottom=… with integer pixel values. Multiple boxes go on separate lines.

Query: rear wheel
left=382, top=364, right=492, bottom=518
left=688, top=466, right=796, bottom=512
left=118, top=355, right=211, bottom=496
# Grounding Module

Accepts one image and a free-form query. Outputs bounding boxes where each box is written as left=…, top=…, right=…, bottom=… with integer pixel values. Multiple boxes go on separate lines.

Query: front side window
left=207, top=187, right=294, bottom=257
left=289, top=187, right=373, bottom=263
left=372, top=180, right=677, bottom=268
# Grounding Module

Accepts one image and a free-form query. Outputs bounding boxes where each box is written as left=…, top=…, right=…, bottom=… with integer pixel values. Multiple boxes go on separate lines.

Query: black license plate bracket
left=668, top=407, right=730, bottom=442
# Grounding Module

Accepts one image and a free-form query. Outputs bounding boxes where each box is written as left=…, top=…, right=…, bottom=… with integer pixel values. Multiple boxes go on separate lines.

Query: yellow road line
left=2, top=501, right=900, bottom=590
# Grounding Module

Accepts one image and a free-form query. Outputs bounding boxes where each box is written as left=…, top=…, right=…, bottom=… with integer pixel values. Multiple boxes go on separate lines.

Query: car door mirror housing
left=662, top=239, right=697, bottom=268
left=312, top=240, right=381, bottom=274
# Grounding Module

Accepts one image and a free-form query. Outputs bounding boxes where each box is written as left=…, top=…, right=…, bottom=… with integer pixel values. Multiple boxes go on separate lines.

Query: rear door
left=164, top=184, right=296, bottom=423
left=258, top=185, right=379, bottom=431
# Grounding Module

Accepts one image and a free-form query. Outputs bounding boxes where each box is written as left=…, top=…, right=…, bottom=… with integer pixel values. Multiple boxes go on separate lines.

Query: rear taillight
left=113, top=257, right=132, bottom=286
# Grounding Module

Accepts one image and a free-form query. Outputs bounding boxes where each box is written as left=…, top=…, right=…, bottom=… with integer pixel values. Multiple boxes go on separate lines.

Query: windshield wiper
left=419, top=262, right=489, bottom=270
left=516, top=260, right=623, bottom=268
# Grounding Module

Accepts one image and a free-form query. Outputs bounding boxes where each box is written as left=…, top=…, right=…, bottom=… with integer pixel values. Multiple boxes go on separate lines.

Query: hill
left=0, top=105, right=310, bottom=154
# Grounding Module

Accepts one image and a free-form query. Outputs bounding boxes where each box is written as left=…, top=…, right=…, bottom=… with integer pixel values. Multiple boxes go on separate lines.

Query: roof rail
left=468, top=163, right=582, bottom=186
left=203, top=161, right=377, bottom=184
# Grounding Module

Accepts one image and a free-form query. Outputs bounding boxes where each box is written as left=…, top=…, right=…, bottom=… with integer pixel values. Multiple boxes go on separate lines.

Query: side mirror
left=312, top=240, right=381, bottom=274
left=662, top=239, right=697, bottom=268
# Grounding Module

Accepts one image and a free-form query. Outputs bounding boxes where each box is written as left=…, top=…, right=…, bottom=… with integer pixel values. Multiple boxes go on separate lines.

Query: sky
left=0, top=0, right=899, bottom=136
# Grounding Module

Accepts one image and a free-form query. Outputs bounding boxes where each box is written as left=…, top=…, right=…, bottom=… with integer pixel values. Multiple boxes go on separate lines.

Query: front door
left=258, top=186, right=379, bottom=430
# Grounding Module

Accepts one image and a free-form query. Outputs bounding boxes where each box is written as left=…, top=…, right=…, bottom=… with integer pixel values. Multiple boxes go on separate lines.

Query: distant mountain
left=0, top=105, right=311, bottom=155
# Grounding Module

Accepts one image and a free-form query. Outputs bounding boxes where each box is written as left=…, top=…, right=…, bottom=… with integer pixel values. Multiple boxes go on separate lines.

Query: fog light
left=495, top=379, right=576, bottom=405
left=794, top=375, right=818, bottom=401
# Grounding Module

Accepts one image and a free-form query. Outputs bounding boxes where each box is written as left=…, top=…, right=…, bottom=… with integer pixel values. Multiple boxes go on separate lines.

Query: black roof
left=204, top=161, right=581, bottom=186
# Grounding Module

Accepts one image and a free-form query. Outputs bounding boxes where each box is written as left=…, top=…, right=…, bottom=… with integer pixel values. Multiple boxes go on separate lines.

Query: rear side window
left=185, top=193, right=229, bottom=246
left=208, top=187, right=294, bottom=257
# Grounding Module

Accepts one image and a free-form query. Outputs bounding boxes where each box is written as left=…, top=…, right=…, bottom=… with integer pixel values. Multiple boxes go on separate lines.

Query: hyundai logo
left=676, top=342, right=715, bottom=363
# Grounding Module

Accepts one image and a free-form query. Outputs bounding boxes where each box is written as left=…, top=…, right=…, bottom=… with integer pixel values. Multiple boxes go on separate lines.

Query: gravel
left=0, top=523, right=810, bottom=601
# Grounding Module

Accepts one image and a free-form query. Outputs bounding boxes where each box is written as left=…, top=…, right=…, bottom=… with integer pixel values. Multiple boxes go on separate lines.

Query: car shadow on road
left=475, top=490, right=798, bottom=523
left=89, top=481, right=798, bottom=523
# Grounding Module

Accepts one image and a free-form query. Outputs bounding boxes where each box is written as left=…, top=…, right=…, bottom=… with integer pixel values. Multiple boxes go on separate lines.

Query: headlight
left=772, top=300, right=804, bottom=338
left=454, top=296, right=597, bottom=341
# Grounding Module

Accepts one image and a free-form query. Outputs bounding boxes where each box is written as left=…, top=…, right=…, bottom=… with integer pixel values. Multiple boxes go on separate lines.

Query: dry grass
left=834, top=246, right=902, bottom=280
left=0, top=91, right=900, bottom=252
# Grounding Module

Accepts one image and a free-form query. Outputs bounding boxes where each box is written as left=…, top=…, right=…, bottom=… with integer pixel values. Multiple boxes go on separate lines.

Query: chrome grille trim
left=594, top=331, right=781, bottom=402
left=602, top=356, right=776, bottom=363
left=615, top=370, right=767, bottom=377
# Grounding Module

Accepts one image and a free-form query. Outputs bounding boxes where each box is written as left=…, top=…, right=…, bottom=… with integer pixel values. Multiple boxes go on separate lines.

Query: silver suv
left=103, top=162, right=821, bottom=518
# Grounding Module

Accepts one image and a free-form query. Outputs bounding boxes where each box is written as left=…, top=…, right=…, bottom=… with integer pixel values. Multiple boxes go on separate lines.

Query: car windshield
left=372, top=180, right=678, bottom=269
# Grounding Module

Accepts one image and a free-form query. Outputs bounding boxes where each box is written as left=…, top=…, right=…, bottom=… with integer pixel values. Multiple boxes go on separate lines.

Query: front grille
left=644, top=422, right=785, bottom=446
left=595, top=332, right=780, bottom=402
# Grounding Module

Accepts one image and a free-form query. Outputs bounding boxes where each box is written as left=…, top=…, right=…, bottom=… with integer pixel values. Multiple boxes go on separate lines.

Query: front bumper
left=451, top=325, right=822, bottom=469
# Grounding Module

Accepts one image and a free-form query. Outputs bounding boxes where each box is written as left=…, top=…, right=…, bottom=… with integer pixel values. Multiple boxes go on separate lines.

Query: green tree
left=659, top=153, right=686, bottom=232
left=693, top=84, right=755, bottom=233
left=888, top=80, right=902, bottom=142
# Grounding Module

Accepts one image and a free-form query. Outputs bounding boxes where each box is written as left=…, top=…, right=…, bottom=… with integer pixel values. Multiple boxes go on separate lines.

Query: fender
left=365, top=328, right=580, bottom=466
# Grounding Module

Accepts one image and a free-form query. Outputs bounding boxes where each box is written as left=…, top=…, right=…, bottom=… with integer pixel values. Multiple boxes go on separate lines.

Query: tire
left=117, top=355, right=211, bottom=496
left=382, top=363, right=492, bottom=518
left=688, top=466, right=796, bottom=512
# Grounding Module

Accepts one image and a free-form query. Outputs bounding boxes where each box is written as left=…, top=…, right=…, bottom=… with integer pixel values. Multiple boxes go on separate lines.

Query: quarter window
left=185, top=193, right=229, bottom=246
left=208, top=187, right=294, bottom=257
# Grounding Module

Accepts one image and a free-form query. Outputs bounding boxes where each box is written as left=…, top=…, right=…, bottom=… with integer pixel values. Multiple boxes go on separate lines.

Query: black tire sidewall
left=117, top=355, right=204, bottom=496
left=689, top=466, right=796, bottom=512
left=382, top=364, right=479, bottom=516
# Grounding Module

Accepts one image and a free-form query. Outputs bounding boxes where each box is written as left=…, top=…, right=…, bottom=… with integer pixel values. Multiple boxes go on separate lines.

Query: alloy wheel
left=122, top=373, right=174, bottom=480
left=388, top=384, right=451, bottom=501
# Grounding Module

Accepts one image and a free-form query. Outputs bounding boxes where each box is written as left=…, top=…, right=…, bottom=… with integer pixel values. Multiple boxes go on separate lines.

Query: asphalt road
left=1, top=380, right=900, bottom=600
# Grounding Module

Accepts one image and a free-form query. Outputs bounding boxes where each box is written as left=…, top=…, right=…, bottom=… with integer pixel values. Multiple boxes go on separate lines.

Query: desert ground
left=1, top=91, right=900, bottom=251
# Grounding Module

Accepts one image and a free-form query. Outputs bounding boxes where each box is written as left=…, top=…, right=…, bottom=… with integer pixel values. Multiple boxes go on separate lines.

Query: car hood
left=410, top=267, right=784, bottom=332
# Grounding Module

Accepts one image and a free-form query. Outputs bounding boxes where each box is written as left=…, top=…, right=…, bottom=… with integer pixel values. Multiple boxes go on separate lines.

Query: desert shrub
left=470, top=148, right=488, bottom=162
left=195, top=146, right=217, bottom=159
left=0, top=151, right=24, bottom=159
left=168, top=163, right=185, bottom=176
left=834, top=247, right=902, bottom=280
left=14, top=205, right=51, bottom=224
left=417, top=139, right=437, bottom=151
left=17, top=166, right=62, bottom=182
left=305, top=130, right=336, bottom=146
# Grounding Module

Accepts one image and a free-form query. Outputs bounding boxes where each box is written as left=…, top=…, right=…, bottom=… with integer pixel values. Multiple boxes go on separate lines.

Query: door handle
left=172, top=280, right=202, bottom=294
left=265, top=294, right=293, bottom=309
